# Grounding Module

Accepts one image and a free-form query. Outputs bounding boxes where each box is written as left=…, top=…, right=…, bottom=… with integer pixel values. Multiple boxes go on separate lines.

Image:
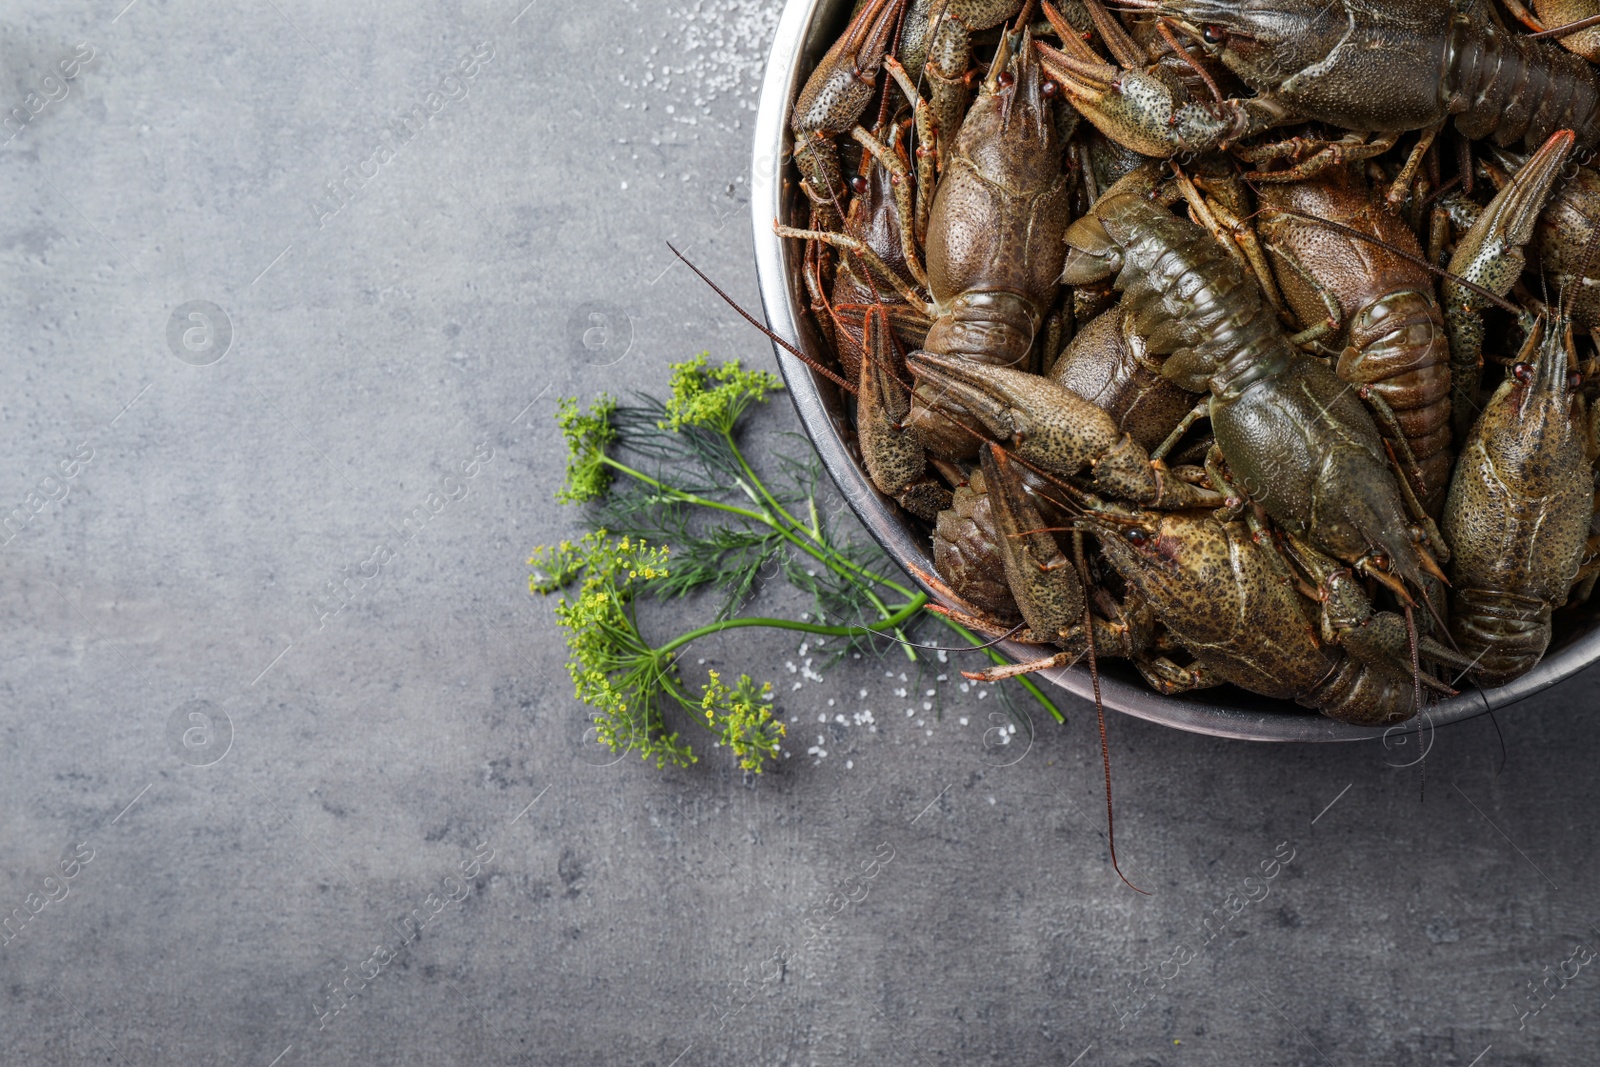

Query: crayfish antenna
left=666, top=242, right=858, bottom=396
left=1419, top=583, right=1460, bottom=655
left=1405, top=603, right=1427, bottom=803
left=1074, top=530, right=1149, bottom=895
left=874, top=620, right=1026, bottom=653
left=1260, top=208, right=1524, bottom=315
left=1562, top=225, right=1600, bottom=322
left=1013, top=0, right=1038, bottom=34
left=1529, top=12, right=1600, bottom=39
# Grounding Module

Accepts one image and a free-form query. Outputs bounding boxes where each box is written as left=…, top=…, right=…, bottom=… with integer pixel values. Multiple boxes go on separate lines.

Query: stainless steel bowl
left=749, top=0, right=1599, bottom=741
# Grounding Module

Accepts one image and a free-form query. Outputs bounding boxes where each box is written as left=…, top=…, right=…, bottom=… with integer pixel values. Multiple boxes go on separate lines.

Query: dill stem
left=652, top=595, right=928, bottom=662
left=722, top=427, right=906, bottom=595
left=724, top=430, right=809, bottom=540
left=718, top=429, right=919, bottom=654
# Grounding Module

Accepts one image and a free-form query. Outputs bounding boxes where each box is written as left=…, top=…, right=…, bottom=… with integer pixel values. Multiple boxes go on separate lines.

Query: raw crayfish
left=771, top=0, right=1600, bottom=728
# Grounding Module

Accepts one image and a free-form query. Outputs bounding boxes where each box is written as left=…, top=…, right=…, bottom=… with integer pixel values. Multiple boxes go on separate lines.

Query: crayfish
left=735, top=0, right=1600, bottom=884
left=769, top=0, right=1600, bottom=709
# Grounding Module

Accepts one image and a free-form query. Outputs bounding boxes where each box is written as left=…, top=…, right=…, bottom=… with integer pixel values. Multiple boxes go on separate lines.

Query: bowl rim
left=748, top=0, right=1599, bottom=742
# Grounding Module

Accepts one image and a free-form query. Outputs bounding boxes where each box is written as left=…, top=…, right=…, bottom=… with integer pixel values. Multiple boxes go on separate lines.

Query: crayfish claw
left=1445, top=128, right=1576, bottom=442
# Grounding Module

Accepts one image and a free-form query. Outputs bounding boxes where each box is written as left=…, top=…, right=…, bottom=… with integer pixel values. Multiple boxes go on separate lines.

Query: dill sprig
left=529, top=353, right=1061, bottom=773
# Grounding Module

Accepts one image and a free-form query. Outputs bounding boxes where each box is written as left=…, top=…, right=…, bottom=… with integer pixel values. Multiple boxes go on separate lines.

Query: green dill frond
left=611, top=401, right=745, bottom=496
left=652, top=525, right=786, bottom=616
left=590, top=477, right=775, bottom=610
left=555, top=395, right=619, bottom=504
left=659, top=353, right=784, bottom=435
left=768, top=442, right=827, bottom=509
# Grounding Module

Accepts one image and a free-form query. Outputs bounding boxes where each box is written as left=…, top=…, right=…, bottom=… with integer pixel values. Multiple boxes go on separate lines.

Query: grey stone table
left=2, top=2, right=1597, bottom=1064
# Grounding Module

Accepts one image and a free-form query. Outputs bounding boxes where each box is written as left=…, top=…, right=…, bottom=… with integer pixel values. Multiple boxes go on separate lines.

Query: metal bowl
left=749, top=0, right=1599, bottom=741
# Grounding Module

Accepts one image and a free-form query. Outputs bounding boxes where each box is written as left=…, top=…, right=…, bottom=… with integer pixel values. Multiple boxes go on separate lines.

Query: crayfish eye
left=1371, top=554, right=1390, bottom=571
left=849, top=176, right=869, bottom=196
left=995, top=70, right=1015, bottom=90
left=1041, top=80, right=1059, bottom=99
left=1569, top=371, right=1585, bottom=390
left=1125, top=528, right=1149, bottom=546
left=1202, top=24, right=1227, bottom=45
left=1514, top=363, right=1535, bottom=384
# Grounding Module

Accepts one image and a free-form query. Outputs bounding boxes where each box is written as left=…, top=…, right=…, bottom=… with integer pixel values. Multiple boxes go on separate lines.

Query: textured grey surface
left=2, top=2, right=1598, bottom=1065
